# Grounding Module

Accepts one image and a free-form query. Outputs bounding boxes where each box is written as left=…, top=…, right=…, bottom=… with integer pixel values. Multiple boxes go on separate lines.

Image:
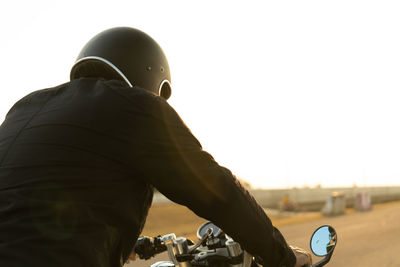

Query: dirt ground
left=133, top=201, right=400, bottom=267
left=140, top=203, right=207, bottom=240
left=140, top=202, right=322, bottom=241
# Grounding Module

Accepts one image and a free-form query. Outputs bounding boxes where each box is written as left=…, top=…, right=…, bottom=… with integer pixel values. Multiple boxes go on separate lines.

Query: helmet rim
left=71, top=56, right=133, bottom=87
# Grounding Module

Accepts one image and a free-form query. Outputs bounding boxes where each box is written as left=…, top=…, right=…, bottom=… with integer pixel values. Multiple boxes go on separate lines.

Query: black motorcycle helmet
left=70, top=27, right=172, bottom=99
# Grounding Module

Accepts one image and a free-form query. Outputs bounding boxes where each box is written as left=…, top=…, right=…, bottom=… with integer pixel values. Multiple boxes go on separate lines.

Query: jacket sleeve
left=131, top=92, right=296, bottom=267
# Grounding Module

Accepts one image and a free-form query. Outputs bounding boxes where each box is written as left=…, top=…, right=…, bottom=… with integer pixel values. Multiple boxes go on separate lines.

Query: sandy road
left=281, top=201, right=400, bottom=266
left=128, top=201, right=400, bottom=267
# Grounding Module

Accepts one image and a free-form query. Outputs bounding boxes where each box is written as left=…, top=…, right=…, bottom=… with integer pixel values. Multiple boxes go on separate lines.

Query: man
left=0, top=27, right=311, bottom=267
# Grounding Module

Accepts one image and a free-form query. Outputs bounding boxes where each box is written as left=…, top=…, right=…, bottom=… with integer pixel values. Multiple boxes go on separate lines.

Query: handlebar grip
left=134, top=236, right=167, bottom=260
left=134, top=237, right=153, bottom=260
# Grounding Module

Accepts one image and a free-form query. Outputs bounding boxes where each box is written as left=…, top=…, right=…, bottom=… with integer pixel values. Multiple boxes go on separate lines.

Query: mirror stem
left=312, top=247, right=335, bottom=267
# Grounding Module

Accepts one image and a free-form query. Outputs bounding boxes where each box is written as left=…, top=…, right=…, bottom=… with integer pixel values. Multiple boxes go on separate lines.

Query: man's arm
left=128, top=91, right=296, bottom=266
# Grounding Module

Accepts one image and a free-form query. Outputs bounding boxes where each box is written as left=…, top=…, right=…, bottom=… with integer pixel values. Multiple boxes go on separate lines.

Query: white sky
left=1, top=0, right=400, bottom=188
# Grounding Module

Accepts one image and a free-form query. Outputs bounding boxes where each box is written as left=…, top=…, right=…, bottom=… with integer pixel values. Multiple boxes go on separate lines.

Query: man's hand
left=290, top=245, right=312, bottom=267
left=128, top=252, right=137, bottom=261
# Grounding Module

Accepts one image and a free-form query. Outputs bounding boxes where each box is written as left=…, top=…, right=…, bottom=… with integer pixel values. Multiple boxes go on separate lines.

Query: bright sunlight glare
left=1, top=0, right=400, bottom=188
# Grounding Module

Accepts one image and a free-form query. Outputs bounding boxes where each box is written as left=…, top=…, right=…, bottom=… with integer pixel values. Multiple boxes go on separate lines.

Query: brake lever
left=187, top=227, right=213, bottom=254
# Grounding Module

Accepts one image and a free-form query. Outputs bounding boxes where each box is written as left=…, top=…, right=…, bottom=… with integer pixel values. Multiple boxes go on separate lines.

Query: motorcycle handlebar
left=134, top=236, right=167, bottom=260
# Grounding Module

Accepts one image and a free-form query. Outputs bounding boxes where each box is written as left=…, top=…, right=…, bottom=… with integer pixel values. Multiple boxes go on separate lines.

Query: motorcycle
left=134, top=222, right=337, bottom=267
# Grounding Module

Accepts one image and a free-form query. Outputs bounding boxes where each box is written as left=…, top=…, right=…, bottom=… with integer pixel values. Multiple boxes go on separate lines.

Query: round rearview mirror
left=310, top=225, right=337, bottom=257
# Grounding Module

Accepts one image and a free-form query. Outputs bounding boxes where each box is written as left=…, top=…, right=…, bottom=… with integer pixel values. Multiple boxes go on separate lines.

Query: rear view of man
left=0, top=27, right=311, bottom=267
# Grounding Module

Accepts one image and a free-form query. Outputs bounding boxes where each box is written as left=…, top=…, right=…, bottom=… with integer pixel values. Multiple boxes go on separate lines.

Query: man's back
left=0, top=78, right=157, bottom=267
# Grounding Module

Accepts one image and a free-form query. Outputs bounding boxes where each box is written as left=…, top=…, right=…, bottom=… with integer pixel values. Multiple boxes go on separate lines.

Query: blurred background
left=2, top=0, right=400, bottom=189
left=2, top=1, right=400, bottom=266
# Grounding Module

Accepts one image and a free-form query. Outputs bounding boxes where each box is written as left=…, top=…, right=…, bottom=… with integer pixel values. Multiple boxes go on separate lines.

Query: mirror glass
left=310, top=225, right=337, bottom=256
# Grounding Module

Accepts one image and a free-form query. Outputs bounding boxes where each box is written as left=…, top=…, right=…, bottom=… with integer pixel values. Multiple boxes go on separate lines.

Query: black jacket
left=0, top=78, right=295, bottom=267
